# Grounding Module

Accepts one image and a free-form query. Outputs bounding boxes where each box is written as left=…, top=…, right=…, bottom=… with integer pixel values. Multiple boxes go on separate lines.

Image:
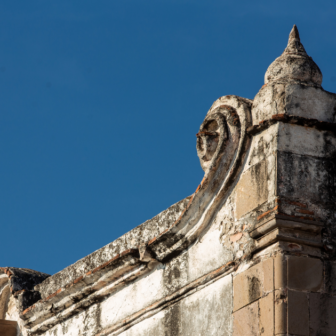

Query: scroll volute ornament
left=148, top=95, right=252, bottom=261
left=196, top=112, right=228, bottom=173
left=196, top=103, right=243, bottom=178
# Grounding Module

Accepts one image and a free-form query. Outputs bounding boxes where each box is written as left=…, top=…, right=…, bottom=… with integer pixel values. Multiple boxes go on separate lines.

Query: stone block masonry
left=232, top=253, right=329, bottom=336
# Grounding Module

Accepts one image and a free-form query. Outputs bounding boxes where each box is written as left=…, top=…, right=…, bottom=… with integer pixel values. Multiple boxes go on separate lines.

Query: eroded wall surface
left=2, top=25, right=336, bottom=336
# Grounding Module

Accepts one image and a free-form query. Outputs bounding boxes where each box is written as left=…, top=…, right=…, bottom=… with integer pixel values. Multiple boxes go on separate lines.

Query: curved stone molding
left=3, top=25, right=336, bottom=336
left=148, top=95, right=252, bottom=261
left=0, top=275, right=10, bottom=320
left=196, top=109, right=228, bottom=173
left=17, top=96, right=252, bottom=335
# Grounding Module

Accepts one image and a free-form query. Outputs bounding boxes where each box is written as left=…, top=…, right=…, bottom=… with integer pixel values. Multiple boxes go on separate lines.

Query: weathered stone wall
left=1, top=25, right=336, bottom=336
left=21, top=106, right=336, bottom=336
left=35, top=197, right=191, bottom=301
left=231, top=252, right=336, bottom=336
left=34, top=208, right=235, bottom=336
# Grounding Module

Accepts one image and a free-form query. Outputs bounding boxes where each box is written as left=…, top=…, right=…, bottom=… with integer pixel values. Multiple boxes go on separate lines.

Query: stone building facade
left=1, top=25, right=336, bottom=336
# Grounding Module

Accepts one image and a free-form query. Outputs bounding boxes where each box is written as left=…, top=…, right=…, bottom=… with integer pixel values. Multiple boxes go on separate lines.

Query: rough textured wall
left=12, top=110, right=336, bottom=336
left=37, top=213, right=235, bottom=336
left=0, top=268, right=49, bottom=336
left=230, top=252, right=336, bottom=336
left=2, top=25, right=336, bottom=336
left=35, top=197, right=191, bottom=301
left=119, top=274, right=233, bottom=336
left=19, top=94, right=265, bottom=336
left=42, top=273, right=233, bottom=336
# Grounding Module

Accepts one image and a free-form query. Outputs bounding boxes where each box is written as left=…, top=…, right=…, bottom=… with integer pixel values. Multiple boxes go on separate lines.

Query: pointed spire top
left=263, top=25, right=322, bottom=85
left=284, top=25, right=307, bottom=55
left=289, top=24, right=300, bottom=41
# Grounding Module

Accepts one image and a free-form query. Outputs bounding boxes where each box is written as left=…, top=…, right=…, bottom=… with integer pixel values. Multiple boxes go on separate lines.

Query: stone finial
left=251, top=26, right=336, bottom=126
left=264, top=25, right=322, bottom=85
left=284, top=25, right=307, bottom=55
left=290, top=24, right=300, bottom=39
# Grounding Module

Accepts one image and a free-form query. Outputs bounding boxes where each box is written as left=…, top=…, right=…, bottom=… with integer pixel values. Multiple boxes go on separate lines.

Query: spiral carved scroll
left=148, top=95, right=252, bottom=261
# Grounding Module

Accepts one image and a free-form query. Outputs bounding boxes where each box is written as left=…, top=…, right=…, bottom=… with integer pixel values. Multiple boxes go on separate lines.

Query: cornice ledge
left=250, top=212, right=323, bottom=257
left=247, top=114, right=336, bottom=136
left=20, top=249, right=156, bottom=334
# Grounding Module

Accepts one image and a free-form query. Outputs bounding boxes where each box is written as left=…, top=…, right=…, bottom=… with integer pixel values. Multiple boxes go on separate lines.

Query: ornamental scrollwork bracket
left=149, top=95, right=252, bottom=261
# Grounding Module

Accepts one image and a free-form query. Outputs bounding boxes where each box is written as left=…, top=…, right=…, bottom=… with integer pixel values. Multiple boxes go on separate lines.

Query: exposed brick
left=297, top=208, right=314, bottom=215
left=278, top=212, right=316, bottom=221
left=283, top=199, right=307, bottom=208
left=257, top=206, right=278, bottom=221
left=73, top=276, right=83, bottom=284
left=230, top=233, right=243, bottom=243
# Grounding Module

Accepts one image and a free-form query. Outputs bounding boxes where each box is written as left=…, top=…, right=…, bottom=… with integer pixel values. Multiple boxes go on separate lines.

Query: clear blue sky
left=1, top=1, right=335, bottom=275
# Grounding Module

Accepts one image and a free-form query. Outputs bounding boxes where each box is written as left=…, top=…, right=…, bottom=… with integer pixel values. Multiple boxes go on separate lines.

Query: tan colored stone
left=262, top=258, right=273, bottom=293
left=234, top=264, right=262, bottom=312
left=233, top=301, right=259, bottom=336
left=259, top=293, right=274, bottom=336
left=236, top=160, right=268, bottom=219
left=0, top=286, right=10, bottom=320
left=0, top=320, right=17, bottom=336
left=278, top=240, right=322, bottom=257
left=234, top=260, right=273, bottom=311
left=288, top=290, right=309, bottom=336
left=230, top=232, right=243, bottom=242
left=274, top=289, right=286, bottom=335
left=288, top=256, right=323, bottom=292
left=274, top=254, right=287, bottom=290
left=0, top=276, right=8, bottom=289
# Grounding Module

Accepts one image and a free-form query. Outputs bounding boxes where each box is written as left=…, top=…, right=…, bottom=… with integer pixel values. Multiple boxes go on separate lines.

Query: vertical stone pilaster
left=232, top=253, right=328, bottom=335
